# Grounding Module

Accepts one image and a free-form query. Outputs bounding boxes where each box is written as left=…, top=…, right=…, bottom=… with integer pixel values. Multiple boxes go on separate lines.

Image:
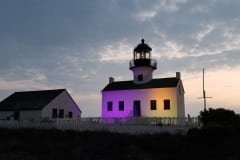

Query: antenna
left=198, top=68, right=213, bottom=111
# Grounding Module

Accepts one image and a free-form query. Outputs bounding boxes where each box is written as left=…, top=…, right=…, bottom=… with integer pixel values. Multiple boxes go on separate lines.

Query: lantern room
left=130, top=39, right=157, bottom=70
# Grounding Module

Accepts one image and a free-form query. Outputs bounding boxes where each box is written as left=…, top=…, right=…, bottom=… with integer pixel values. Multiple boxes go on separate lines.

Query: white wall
left=0, top=110, right=41, bottom=120
left=102, top=87, right=184, bottom=118
left=42, top=90, right=81, bottom=120
left=131, top=66, right=154, bottom=84
left=176, top=80, right=185, bottom=118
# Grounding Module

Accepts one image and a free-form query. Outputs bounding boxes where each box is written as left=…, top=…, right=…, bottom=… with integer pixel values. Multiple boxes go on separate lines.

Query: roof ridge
left=14, top=89, right=66, bottom=93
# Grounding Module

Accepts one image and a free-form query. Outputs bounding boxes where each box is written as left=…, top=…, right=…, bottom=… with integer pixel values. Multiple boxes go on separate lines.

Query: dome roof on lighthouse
left=134, top=39, right=152, bottom=53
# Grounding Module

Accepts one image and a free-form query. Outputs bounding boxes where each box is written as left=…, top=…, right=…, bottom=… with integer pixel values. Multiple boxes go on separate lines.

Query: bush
left=200, top=108, right=239, bottom=126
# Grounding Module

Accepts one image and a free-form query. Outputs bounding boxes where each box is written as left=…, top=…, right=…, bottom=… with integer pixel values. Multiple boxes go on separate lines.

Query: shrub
left=200, top=108, right=239, bottom=126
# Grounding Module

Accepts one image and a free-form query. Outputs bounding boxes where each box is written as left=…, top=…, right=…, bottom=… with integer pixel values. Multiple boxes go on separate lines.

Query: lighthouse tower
left=129, top=39, right=157, bottom=84
left=102, top=38, right=185, bottom=120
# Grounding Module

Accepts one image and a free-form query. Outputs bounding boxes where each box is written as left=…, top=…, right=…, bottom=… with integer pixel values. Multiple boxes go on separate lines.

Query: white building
left=0, top=89, right=81, bottom=120
left=102, top=39, right=185, bottom=118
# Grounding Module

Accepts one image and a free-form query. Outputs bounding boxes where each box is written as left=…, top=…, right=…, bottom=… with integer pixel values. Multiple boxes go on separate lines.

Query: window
left=52, top=108, right=58, bottom=118
left=164, top=100, right=170, bottom=110
left=68, top=112, right=73, bottom=118
left=119, top=101, right=124, bottom=111
left=150, top=100, right=157, bottom=110
left=59, top=109, right=64, bottom=118
left=138, top=74, right=143, bottom=81
left=107, top=101, right=113, bottom=111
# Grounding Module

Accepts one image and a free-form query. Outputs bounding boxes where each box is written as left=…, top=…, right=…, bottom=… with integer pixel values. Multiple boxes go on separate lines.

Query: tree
left=200, top=108, right=239, bottom=126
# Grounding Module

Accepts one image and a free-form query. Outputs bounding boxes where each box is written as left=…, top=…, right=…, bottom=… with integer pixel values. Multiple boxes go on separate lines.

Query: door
left=13, top=111, right=20, bottom=120
left=133, top=100, right=141, bottom=117
left=59, top=109, right=64, bottom=118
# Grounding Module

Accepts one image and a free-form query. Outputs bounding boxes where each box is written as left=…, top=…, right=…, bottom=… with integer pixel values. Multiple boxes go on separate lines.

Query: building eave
left=102, top=77, right=180, bottom=91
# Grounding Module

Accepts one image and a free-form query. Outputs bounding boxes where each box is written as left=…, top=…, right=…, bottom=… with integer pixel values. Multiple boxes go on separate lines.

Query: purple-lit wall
left=102, top=86, right=185, bottom=118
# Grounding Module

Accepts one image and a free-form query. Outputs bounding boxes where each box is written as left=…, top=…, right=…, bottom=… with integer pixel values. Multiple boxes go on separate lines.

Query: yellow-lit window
left=140, top=52, right=146, bottom=59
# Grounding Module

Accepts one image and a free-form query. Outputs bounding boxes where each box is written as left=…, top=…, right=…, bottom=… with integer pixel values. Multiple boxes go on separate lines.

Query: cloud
left=190, top=4, right=209, bottom=14
left=132, top=0, right=187, bottom=21
left=195, top=24, right=214, bottom=42
left=0, top=78, right=60, bottom=91
left=98, top=39, right=132, bottom=62
left=0, top=66, right=60, bottom=91
left=134, top=11, right=157, bottom=22
left=153, top=41, right=185, bottom=58
left=157, top=50, right=240, bottom=74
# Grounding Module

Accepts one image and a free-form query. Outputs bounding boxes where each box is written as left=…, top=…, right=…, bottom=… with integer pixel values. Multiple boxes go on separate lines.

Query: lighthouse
left=130, top=39, right=157, bottom=84
left=102, top=39, right=185, bottom=119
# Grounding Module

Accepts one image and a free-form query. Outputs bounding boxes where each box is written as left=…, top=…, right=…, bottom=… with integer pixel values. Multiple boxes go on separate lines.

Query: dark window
left=179, top=85, right=181, bottom=95
left=164, top=100, right=170, bottom=110
left=59, top=109, right=64, bottom=118
left=52, top=108, right=58, bottom=118
left=138, top=74, right=143, bottom=81
left=150, top=100, right=157, bottom=110
left=107, top=101, right=113, bottom=111
left=13, top=111, right=20, bottom=120
left=119, top=101, right=124, bottom=111
left=68, top=112, right=73, bottom=118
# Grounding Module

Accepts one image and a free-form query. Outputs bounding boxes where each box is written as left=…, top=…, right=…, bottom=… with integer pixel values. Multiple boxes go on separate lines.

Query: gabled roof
left=102, top=78, right=180, bottom=91
left=0, top=89, right=65, bottom=111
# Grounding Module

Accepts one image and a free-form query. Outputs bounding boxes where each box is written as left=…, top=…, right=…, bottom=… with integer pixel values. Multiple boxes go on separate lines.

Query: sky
left=0, top=0, right=240, bottom=117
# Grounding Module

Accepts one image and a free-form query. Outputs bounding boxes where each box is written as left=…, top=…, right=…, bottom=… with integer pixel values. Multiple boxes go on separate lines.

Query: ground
left=0, top=128, right=240, bottom=160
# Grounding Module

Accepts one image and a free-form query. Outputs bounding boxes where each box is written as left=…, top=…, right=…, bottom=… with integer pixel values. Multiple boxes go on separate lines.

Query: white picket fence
left=0, top=117, right=200, bottom=135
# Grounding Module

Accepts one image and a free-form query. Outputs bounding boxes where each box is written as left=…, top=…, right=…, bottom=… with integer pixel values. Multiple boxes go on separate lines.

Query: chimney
left=109, top=77, right=114, bottom=84
left=176, top=72, right=181, bottom=79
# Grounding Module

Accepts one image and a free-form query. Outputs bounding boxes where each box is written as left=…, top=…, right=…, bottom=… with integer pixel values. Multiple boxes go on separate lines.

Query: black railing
left=130, top=59, right=157, bottom=69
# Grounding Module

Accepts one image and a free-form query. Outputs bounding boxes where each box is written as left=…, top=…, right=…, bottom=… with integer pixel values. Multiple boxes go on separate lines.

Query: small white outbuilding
left=0, top=89, right=81, bottom=120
